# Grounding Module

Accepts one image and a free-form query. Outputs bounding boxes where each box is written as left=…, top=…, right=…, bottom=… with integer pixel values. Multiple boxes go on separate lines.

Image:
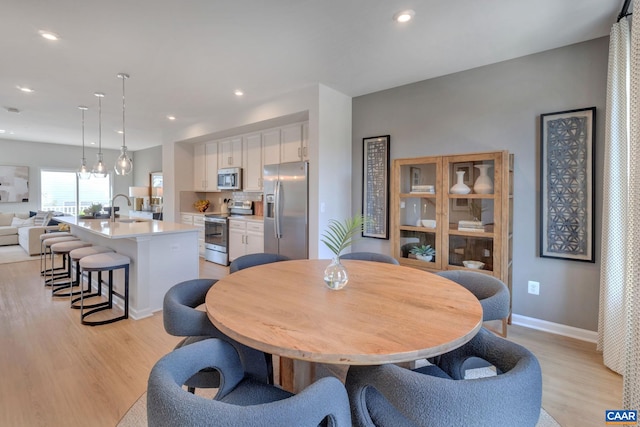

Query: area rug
left=118, top=382, right=561, bottom=427
left=0, top=245, right=39, bottom=264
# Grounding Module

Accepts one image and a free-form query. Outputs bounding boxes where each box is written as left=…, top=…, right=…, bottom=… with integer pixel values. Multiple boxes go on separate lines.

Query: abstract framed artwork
left=362, top=135, right=390, bottom=239
left=539, top=107, right=596, bottom=262
left=0, top=165, right=29, bottom=203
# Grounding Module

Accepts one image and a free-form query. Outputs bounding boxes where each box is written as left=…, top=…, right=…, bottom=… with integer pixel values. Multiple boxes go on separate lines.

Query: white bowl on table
left=463, top=260, right=485, bottom=269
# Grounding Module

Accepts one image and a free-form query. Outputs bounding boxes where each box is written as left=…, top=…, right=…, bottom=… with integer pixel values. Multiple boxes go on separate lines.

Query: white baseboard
left=511, top=314, right=598, bottom=343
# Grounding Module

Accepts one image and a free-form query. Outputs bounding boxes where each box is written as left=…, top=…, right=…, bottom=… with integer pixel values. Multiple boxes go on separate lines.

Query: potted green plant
left=321, top=215, right=366, bottom=290
left=409, top=244, right=436, bottom=262
left=83, top=203, right=103, bottom=217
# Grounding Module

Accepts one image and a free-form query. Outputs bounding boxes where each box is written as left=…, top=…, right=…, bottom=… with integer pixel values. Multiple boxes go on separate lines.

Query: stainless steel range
left=204, top=200, right=253, bottom=265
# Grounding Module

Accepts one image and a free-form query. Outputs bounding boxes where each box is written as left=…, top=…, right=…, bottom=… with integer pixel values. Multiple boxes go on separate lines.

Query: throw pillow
left=10, top=216, right=36, bottom=228
left=33, top=210, right=52, bottom=226
left=0, top=213, right=15, bottom=226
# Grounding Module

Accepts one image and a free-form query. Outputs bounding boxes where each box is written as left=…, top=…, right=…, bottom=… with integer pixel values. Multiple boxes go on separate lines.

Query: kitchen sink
left=117, top=218, right=147, bottom=223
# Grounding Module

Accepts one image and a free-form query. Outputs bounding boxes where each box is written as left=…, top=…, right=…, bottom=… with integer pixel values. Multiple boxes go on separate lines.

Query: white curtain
left=599, top=0, right=640, bottom=408
left=624, top=0, right=640, bottom=409
left=598, top=17, right=630, bottom=376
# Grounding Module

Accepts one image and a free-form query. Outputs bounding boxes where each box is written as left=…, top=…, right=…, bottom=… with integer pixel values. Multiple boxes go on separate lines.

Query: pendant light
left=92, top=92, right=108, bottom=178
left=77, top=105, right=91, bottom=180
left=114, top=73, right=133, bottom=175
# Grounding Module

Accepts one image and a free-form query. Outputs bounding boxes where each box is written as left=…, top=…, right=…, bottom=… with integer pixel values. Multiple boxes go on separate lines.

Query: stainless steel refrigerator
left=263, top=161, right=309, bottom=260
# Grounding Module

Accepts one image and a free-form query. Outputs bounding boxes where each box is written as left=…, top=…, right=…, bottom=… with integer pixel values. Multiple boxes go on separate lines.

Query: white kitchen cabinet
left=243, top=132, right=263, bottom=191
left=193, top=141, right=218, bottom=191
left=245, top=221, right=264, bottom=255
left=302, top=122, right=309, bottom=161
left=280, top=123, right=304, bottom=163
left=262, top=128, right=280, bottom=167
left=218, top=137, right=243, bottom=168
left=181, top=212, right=206, bottom=257
left=228, top=219, right=264, bottom=262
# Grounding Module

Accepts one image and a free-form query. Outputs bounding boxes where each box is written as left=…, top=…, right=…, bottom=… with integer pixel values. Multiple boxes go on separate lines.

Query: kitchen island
left=57, top=216, right=200, bottom=319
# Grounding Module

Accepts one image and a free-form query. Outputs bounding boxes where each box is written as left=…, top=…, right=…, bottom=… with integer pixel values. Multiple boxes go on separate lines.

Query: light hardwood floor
left=0, top=257, right=621, bottom=427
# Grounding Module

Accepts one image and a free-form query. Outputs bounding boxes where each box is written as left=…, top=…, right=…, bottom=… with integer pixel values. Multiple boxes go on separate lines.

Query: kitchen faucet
left=110, top=193, right=131, bottom=222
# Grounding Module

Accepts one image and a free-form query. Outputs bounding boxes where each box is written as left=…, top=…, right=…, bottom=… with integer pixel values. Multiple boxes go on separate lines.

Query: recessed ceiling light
left=116, top=130, right=124, bottom=134
left=393, top=10, right=415, bottom=23
left=39, top=30, right=60, bottom=41
left=16, top=86, right=34, bottom=93
left=167, top=115, right=176, bottom=121
left=0, top=129, right=5, bottom=134
left=234, top=89, right=244, bottom=96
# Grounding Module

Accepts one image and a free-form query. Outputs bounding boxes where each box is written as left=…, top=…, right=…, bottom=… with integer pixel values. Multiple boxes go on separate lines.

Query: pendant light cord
left=81, top=107, right=86, bottom=158
left=122, top=74, right=126, bottom=148
left=117, top=73, right=129, bottom=150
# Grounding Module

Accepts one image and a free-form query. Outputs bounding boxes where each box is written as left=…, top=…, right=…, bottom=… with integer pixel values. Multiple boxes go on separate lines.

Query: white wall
left=0, top=138, right=131, bottom=213
left=315, top=85, right=353, bottom=258
left=351, top=37, right=609, bottom=331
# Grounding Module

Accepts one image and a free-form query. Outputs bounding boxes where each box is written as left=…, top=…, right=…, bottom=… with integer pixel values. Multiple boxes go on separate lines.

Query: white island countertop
left=57, top=216, right=199, bottom=239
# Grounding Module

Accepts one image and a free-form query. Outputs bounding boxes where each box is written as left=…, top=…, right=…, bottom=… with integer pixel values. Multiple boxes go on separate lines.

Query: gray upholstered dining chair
left=437, top=270, right=510, bottom=336
left=229, top=252, right=290, bottom=273
left=345, top=327, right=542, bottom=427
left=147, top=338, right=352, bottom=427
left=163, top=278, right=272, bottom=390
left=340, top=251, right=399, bottom=265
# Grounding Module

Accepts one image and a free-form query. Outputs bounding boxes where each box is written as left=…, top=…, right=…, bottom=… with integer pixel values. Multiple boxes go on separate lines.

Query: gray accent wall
left=132, top=145, right=162, bottom=187
left=351, top=37, right=609, bottom=331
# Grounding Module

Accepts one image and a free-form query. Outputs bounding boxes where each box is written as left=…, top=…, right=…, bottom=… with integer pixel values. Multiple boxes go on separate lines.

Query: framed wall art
left=0, top=165, right=29, bottom=203
left=539, top=107, right=595, bottom=262
left=362, top=135, right=390, bottom=239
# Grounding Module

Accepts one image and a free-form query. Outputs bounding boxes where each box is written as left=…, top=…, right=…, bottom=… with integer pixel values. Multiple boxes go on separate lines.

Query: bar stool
left=40, top=232, right=73, bottom=277
left=49, top=240, right=92, bottom=297
left=79, top=252, right=130, bottom=326
left=68, top=246, right=115, bottom=309
left=42, top=236, right=80, bottom=287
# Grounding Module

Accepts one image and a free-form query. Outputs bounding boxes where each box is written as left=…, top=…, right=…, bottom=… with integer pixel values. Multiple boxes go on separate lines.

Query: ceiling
left=0, top=0, right=621, bottom=152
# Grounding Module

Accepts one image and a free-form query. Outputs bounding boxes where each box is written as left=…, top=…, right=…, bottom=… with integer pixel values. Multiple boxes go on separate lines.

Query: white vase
left=473, top=164, right=493, bottom=194
left=416, top=254, right=433, bottom=262
left=450, top=170, right=471, bottom=194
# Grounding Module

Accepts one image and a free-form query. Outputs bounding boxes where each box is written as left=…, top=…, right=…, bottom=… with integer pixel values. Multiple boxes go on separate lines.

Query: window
left=41, top=170, right=111, bottom=216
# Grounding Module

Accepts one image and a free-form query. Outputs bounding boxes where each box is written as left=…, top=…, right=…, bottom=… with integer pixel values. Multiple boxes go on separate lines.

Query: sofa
left=0, top=212, right=58, bottom=255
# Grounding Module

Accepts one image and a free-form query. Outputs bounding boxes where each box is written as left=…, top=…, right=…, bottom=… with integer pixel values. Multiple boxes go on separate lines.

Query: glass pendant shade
left=77, top=105, right=91, bottom=180
left=92, top=92, right=108, bottom=178
left=78, top=160, right=91, bottom=180
left=115, top=146, right=133, bottom=175
left=93, top=153, right=108, bottom=178
left=114, top=73, right=133, bottom=175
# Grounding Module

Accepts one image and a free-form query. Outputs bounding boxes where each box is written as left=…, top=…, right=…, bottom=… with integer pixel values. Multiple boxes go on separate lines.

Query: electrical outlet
left=528, top=280, right=540, bottom=295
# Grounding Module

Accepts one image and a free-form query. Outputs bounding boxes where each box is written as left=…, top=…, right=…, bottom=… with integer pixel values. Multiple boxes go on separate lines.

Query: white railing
left=41, top=205, right=79, bottom=216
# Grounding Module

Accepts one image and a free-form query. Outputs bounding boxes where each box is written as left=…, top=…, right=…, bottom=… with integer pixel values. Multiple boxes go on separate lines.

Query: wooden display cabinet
left=390, top=151, right=513, bottom=335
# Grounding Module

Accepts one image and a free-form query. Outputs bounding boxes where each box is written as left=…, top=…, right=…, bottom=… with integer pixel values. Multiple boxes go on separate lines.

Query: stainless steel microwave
left=218, top=167, right=242, bottom=190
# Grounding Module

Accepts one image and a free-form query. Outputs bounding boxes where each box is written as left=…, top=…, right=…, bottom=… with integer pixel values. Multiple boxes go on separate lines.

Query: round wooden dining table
left=205, top=259, right=482, bottom=391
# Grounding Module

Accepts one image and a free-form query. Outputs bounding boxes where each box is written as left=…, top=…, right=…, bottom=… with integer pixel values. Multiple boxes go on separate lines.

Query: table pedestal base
left=279, top=357, right=316, bottom=393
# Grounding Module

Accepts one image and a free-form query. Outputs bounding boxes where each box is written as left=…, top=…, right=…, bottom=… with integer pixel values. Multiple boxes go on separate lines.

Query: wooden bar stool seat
left=49, top=240, right=92, bottom=297
left=79, top=252, right=130, bottom=326
left=68, top=246, right=115, bottom=309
